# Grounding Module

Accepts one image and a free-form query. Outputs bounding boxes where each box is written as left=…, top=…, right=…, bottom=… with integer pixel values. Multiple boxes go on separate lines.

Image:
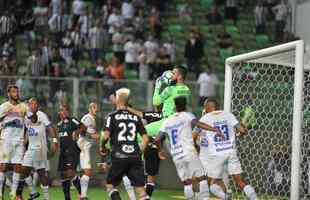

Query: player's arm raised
left=192, top=119, right=225, bottom=139
left=235, top=123, right=248, bottom=136
left=137, top=117, right=149, bottom=153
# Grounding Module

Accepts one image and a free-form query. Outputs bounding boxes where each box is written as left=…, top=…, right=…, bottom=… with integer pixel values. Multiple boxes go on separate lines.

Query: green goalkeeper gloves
left=241, top=106, right=256, bottom=129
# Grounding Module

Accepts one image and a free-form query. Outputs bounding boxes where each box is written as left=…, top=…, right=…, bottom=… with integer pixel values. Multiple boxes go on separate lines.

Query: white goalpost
left=224, top=40, right=306, bottom=199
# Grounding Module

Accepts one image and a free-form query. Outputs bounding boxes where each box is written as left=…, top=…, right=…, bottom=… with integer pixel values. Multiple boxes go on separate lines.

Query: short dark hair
left=174, top=97, right=187, bottom=112
left=203, top=98, right=219, bottom=110
left=7, top=85, right=18, bottom=93
left=174, top=65, right=187, bottom=79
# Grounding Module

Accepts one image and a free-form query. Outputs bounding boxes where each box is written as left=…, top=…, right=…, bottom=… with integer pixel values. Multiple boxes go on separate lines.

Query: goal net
left=224, top=40, right=309, bottom=199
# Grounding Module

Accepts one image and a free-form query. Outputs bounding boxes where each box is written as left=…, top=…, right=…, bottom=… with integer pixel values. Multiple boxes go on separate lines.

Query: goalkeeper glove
left=241, top=106, right=256, bottom=128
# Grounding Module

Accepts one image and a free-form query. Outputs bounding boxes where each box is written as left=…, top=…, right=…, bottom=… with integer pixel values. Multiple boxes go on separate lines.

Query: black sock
left=61, top=179, right=71, bottom=200
left=72, top=176, right=81, bottom=194
left=146, top=183, right=155, bottom=196
left=1, top=177, right=5, bottom=196
left=110, top=190, right=121, bottom=200
left=16, top=179, right=25, bottom=196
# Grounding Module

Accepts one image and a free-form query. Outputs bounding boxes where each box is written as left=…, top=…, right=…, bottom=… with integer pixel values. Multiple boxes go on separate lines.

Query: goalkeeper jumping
left=125, top=66, right=191, bottom=197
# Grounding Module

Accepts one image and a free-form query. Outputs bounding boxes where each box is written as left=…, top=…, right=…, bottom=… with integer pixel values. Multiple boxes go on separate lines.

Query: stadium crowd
left=0, top=0, right=297, bottom=81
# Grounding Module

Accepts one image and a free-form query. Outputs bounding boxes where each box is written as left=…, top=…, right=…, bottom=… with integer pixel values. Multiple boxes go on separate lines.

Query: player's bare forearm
left=192, top=132, right=200, bottom=153
left=99, top=131, right=110, bottom=156
left=75, top=124, right=87, bottom=136
left=141, top=134, right=149, bottom=153
left=237, top=123, right=248, bottom=136
left=195, top=121, right=225, bottom=139
left=47, top=126, right=57, bottom=138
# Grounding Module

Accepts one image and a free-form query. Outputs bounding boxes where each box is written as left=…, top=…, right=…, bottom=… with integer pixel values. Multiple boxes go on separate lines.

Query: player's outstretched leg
left=11, top=165, right=22, bottom=200
left=123, top=176, right=136, bottom=200
left=209, top=180, right=227, bottom=200
left=37, top=169, right=49, bottom=200
left=232, top=175, right=257, bottom=200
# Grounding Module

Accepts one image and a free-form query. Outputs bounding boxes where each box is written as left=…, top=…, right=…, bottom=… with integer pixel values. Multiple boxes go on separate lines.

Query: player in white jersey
left=16, top=110, right=53, bottom=200
left=0, top=85, right=27, bottom=200
left=78, top=102, right=100, bottom=200
left=22, top=98, right=58, bottom=200
left=195, top=99, right=257, bottom=200
left=157, top=97, right=223, bottom=200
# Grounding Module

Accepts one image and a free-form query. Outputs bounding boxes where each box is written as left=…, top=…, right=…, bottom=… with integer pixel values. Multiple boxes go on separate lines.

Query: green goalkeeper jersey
left=153, top=83, right=191, bottom=118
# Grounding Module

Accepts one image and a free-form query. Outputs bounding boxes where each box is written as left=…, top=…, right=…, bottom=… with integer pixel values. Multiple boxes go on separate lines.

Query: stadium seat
left=219, top=48, right=233, bottom=64
left=200, top=0, right=213, bottom=9
left=168, top=24, right=184, bottom=34
left=105, top=52, right=114, bottom=62
left=256, top=34, right=270, bottom=48
left=124, top=69, right=138, bottom=80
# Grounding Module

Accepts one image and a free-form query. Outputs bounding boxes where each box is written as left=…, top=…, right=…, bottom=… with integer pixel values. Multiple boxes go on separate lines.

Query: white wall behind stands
left=295, top=0, right=310, bottom=44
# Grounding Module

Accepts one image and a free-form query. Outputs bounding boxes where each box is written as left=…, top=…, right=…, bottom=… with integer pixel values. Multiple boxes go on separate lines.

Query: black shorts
left=144, top=144, right=160, bottom=176
left=107, top=158, right=145, bottom=187
left=58, top=147, right=80, bottom=171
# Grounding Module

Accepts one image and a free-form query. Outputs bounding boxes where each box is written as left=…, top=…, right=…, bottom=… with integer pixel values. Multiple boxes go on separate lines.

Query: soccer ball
left=161, top=70, right=174, bottom=85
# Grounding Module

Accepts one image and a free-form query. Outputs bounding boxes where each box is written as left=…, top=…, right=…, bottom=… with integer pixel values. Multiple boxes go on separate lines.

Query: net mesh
left=228, top=48, right=310, bottom=199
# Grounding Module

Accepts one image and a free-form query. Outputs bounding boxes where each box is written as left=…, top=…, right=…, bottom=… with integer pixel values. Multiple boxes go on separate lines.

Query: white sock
left=184, top=185, right=194, bottom=200
left=123, top=176, right=136, bottom=200
left=243, top=185, right=257, bottom=200
left=197, top=180, right=209, bottom=200
left=0, top=172, right=4, bottom=197
left=33, top=172, right=39, bottom=186
left=223, top=172, right=230, bottom=190
left=25, top=176, right=37, bottom=194
left=5, top=172, right=12, bottom=187
left=42, top=185, right=49, bottom=200
left=80, top=175, right=90, bottom=198
left=11, top=172, right=20, bottom=196
left=210, top=184, right=226, bottom=199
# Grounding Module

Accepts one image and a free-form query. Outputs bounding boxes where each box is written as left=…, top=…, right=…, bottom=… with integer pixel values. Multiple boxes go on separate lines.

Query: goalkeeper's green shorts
left=145, top=118, right=166, bottom=137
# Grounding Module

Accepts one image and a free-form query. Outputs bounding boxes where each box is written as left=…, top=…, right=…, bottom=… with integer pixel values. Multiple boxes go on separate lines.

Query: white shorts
left=0, top=139, right=24, bottom=164
left=78, top=138, right=92, bottom=170
left=174, top=155, right=206, bottom=182
left=201, top=150, right=243, bottom=179
left=22, top=150, right=47, bottom=170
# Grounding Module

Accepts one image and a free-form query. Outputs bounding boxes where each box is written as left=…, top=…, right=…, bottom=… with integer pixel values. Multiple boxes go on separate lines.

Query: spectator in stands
left=254, top=1, right=267, bottom=34
left=89, top=19, right=105, bottom=64
left=71, top=25, right=83, bottom=67
left=72, top=0, right=86, bottom=28
left=265, top=149, right=290, bottom=197
left=218, top=32, right=233, bottom=48
left=50, top=46, right=65, bottom=76
left=272, top=0, right=288, bottom=42
left=60, top=31, right=74, bottom=67
left=78, top=6, right=92, bottom=47
left=33, top=1, right=49, bottom=39
left=95, top=58, right=107, bottom=78
left=184, top=30, right=204, bottom=77
left=137, top=47, right=148, bottom=81
left=107, top=8, right=124, bottom=37
left=122, top=0, right=135, bottom=24
left=206, top=5, right=223, bottom=25
left=0, top=11, right=16, bottom=44
left=225, top=0, right=238, bottom=24
left=178, top=3, right=192, bottom=23
left=163, top=38, right=176, bottom=63
left=40, top=37, right=52, bottom=75
left=124, top=36, right=141, bottom=74
left=133, top=9, right=145, bottom=40
left=144, top=35, right=158, bottom=69
left=154, top=46, right=171, bottom=78
left=106, top=55, right=124, bottom=79
left=112, top=26, right=125, bottom=62
left=149, top=6, right=162, bottom=39
left=48, top=0, right=64, bottom=33
left=197, top=67, right=219, bottom=106
left=27, top=48, right=42, bottom=76
left=21, top=9, right=35, bottom=53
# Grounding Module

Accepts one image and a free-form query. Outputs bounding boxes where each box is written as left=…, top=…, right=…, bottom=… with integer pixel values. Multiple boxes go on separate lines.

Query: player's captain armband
left=240, top=106, right=256, bottom=128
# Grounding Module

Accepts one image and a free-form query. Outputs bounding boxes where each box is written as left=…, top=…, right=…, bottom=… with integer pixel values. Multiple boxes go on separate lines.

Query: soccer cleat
left=80, top=198, right=88, bottom=200
left=15, top=196, right=23, bottom=200
left=28, top=192, right=40, bottom=200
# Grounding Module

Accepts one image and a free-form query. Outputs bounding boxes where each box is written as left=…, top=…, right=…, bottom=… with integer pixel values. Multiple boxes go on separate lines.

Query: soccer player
left=24, top=97, right=58, bottom=200
left=157, top=97, right=223, bottom=200
left=0, top=85, right=27, bottom=200
left=16, top=109, right=57, bottom=200
left=57, top=104, right=86, bottom=200
left=142, top=66, right=191, bottom=196
left=100, top=88, right=150, bottom=200
left=79, top=102, right=100, bottom=200
left=195, top=99, right=257, bottom=200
